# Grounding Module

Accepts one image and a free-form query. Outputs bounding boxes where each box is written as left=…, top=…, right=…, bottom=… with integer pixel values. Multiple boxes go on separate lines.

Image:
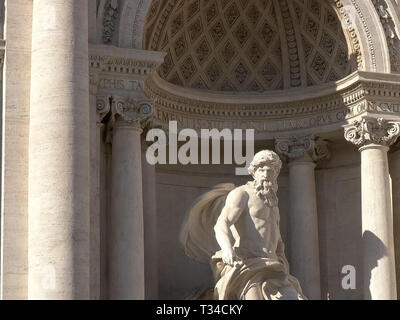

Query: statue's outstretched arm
left=214, top=188, right=248, bottom=266
left=274, top=207, right=290, bottom=274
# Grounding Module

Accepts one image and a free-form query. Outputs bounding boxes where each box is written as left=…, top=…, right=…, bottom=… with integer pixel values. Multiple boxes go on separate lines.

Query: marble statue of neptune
left=180, top=150, right=307, bottom=300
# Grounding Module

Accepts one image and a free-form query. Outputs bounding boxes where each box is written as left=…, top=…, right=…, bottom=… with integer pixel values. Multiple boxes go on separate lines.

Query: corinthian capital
left=112, top=95, right=154, bottom=124
left=275, top=134, right=330, bottom=162
left=344, top=117, right=400, bottom=148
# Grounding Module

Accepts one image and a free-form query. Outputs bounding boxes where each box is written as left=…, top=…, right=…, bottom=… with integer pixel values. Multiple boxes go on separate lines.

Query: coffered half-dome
left=144, top=0, right=358, bottom=93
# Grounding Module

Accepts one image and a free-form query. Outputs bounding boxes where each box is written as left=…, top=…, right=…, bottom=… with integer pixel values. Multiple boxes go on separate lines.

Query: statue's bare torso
left=214, top=182, right=284, bottom=267
left=231, top=185, right=281, bottom=260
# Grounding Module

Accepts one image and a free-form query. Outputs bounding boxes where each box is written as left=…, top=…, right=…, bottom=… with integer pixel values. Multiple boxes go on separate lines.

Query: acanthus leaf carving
left=275, top=134, right=330, bottom=162
left=344, top=117, right=400, bottom=148
left=112, top=96, right=154, bottom=124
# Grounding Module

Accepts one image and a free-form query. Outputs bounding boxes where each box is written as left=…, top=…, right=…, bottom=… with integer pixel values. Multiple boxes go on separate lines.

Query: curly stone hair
left=247, top=150, right=282, bottom=178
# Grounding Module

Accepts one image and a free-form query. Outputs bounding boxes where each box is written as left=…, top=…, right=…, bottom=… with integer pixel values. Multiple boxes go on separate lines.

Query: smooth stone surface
left=288, top=157, right=321, bottom=300
left=360, top=145, right=397, bottom=300
left=28, top=0, right=90, bottom=299
left=109, top=120, right=145, bottom=299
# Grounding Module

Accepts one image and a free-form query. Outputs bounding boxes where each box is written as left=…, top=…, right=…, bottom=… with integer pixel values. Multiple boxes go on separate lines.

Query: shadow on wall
left=362, top=231, right=387, bottom=300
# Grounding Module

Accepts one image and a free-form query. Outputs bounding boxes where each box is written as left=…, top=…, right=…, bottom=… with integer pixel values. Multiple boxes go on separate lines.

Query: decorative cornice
left=89, top=45, right=166, bottom=77
left=145, top=71, right=400, bottom=137
left=344, top=117, right=400, bottom=148
left=103, top=0, right=119, bottom=44
left=88, top=45, right=164, bottom=142
left=275, top=135, right=330, bottom=162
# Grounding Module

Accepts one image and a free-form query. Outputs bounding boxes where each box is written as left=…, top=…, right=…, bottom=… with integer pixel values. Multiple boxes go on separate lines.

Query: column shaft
left=360, top=145, right=397, bottom=300
left=28, top=0, right=90, bottom=299
left=1, top=0, right=32, bottom=299
left=289, top=160, right=321, bottom=300
left=89, top=82, right=101, bottom=299
left=109, top=121, right=145, bottom=299
left=142, top=150, right=159, bottom=299
left=389, top=149, right=400, bottom=298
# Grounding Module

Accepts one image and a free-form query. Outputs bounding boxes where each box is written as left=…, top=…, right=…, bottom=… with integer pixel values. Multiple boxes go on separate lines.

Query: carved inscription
left=99, top=79, right=145, bottom=92
left=154, top=102, right=400, bottom=133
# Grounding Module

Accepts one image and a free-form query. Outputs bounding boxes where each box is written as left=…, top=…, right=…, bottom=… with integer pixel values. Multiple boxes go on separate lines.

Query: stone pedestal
left=28, top=0, right=90, bottom=299
left=276, top=135, right=329, bottom=299
left=345, top=117, right=400, bottom=300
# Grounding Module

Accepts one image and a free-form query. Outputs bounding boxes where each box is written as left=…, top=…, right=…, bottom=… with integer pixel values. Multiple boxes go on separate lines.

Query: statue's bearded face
left=252, top=162, right=279, bottom=207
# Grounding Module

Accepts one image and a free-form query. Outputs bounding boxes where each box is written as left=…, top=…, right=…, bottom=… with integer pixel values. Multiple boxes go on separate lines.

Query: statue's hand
left=221, top=248, right=238, bottom=266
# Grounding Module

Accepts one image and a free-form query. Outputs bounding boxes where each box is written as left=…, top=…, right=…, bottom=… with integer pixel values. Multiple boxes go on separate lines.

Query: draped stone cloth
left=180, top=184, right=306, bottom=300
left=211, top=250, right=305, bottom=300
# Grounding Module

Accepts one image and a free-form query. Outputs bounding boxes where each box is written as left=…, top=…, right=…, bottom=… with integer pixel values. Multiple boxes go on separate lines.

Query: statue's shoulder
left=227, top=183, right=252, bottom=199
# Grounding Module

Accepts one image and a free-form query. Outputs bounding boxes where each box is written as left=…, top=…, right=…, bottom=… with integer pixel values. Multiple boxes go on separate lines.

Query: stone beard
left=248, top=178, right=279, bottom=208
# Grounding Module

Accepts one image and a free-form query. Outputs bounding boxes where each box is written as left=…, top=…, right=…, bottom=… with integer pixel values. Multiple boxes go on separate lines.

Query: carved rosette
left=96, top=95, right=111, bottom=122
left=275, top=134, right=330, bottom=162
left=344, top=117, right=400, bottom=148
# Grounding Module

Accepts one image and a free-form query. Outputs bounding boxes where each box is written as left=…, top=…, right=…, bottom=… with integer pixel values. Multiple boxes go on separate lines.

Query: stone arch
left=118, top=0, right=153, bottom=49
left=114, top=0, right=392, bottom=73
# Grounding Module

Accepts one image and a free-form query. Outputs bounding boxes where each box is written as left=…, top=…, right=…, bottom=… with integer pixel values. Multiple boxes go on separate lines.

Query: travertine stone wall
left=1, top=0, right=32, bottom=300
left=316, top=142, right=363, bottom=300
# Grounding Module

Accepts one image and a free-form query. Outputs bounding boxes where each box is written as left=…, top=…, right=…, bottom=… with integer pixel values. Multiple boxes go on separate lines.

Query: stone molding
left=275, top=134, right=330, bottom=162
left=89, top=45, right=165, bottom=80
left=145, top=71, right=400, bottom=136
left=89, top=44, right=164, bottom=142
left=344, top=116, right=400, bottom=148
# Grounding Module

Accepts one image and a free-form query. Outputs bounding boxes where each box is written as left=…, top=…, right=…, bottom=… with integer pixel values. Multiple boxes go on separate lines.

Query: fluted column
left=345, top=117, right=400, bottom=300
left=276, top=135, right=329, bottom=300
left=108, top=97, right=154, bottom=299
left=28, top=0, right=90, bottom=299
